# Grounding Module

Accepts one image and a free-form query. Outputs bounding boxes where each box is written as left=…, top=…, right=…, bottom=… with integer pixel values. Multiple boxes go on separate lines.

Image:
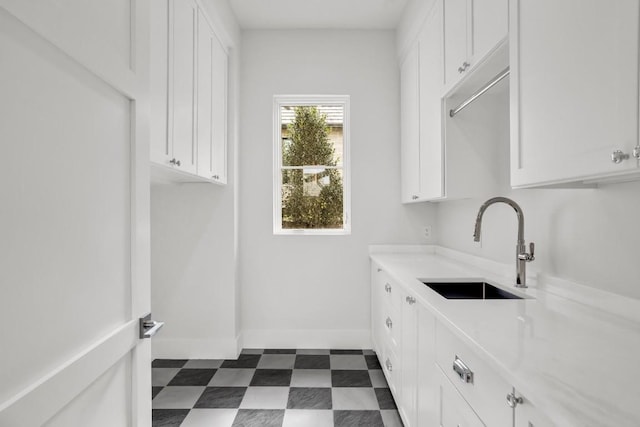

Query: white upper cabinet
left=400, top=43, right=421, bottom=203
left=510, top=0, right=640, bottom=187
left=418, top=0, right=445, bottom=201
left=150, top=0, right=228, bottom=183
left=150, top=0, right=170, bottom=166
left=443, top=0, right=468, bottom=90
left=443, top=0, right=508, bottom=93
left=196, top=11, right=228, bottom=183
left=470, top=0, right=509, bottom=65
left=170, top=0, right=198, bottom=175
left=401, top=0, right=445, bottom=203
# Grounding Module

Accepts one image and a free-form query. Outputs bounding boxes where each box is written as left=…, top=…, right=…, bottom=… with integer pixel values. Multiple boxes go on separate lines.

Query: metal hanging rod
left=449, top=67, right=510, bottom=117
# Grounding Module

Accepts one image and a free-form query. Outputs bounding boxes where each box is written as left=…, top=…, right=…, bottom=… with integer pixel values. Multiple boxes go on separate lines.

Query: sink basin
left=421, top=281, right=523, bottom=300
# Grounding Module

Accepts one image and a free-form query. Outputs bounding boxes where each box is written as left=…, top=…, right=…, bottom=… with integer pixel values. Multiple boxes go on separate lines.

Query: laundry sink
left=421, top=281, right=523, bottom=300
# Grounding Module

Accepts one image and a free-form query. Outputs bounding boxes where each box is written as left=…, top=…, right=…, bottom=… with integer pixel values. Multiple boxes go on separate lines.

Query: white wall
left=150, top=0, right=241, bottom=359
left=151, top=183, right=239, bottom=358
left=239, top=30, right=436, bottom=348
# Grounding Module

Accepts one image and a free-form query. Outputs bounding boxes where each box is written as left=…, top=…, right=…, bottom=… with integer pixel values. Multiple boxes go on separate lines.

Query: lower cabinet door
left=515, top=393, right=555, bottom=427
left=438, top=367, right=485, bottom=427
left=399, top=291, right=418, bottom=426
left=383, top=346, right=401, bottom=399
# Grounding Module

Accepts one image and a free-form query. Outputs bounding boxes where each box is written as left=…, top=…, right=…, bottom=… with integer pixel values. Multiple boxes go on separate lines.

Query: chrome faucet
left=473, top=197, right=535, bottom=288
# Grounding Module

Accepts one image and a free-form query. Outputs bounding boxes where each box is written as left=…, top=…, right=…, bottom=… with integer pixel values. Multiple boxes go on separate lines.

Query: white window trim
left=273, top=95, right=351, bottom=235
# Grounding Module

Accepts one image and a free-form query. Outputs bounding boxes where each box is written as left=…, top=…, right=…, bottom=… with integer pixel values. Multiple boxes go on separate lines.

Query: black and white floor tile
left=152, top=349, right=404, bottom=427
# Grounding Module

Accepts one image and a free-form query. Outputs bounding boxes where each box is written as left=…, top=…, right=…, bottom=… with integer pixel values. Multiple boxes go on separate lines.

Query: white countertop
left=370, top=246, right=640, bottom=427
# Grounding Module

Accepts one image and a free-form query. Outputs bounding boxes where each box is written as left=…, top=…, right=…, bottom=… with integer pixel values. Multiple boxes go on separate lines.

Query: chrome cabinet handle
left=385, top=317, right=393, bottom=329
left=169, top=158, right=181, bottom=167
left=633, top=145, right=640, bottom=160
left=611, top=150, right=630, bottom=164
left=212, top=174, right=220, bottom=180
left=406, top=296, right=416, bottom=305
left=385, top=359, right=393, bottom=372
left=458, top=61, right=471, bottom=73
left=506, top=392, right=524, bottom=408
left=452, top=355, right=473, bottom=384
left=384, top=283, right=392, bottom=293
left=412, top=195, right=419, bottom=200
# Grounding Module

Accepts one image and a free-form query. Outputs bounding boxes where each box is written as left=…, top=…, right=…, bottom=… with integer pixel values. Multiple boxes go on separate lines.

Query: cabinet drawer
left=381, top=344, right=401, bottom=398
left=372, top=266, right=399, bottom=310
left=435, top=322, right=511, bottom=426
left=381, top=276, right=402, bottom=316
left=372, top=265, right=402, bottom=351
left=381, top=309, right=401, bottom=353
left=438, top=367, right=484, bottom=427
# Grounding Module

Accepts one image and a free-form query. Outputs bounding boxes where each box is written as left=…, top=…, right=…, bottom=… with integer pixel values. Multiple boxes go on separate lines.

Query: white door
left=0, top=1, right=151, bottom=426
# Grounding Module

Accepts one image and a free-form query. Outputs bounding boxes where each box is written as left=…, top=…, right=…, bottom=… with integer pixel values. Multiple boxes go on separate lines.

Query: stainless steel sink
left=421, top=281, right=523, bottom=300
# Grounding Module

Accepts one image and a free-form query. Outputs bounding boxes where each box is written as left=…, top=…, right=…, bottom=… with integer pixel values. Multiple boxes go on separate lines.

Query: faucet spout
left=473, top=197, right=534, bottom=288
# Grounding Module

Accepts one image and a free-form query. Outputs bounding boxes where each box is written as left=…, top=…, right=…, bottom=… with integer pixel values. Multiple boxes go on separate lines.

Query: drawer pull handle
left=385, top=317, right=393, bottom=329
left=453, top=355, right=474, bottom=384
left=506, top=392, right=524, bottom=408
left=406, top=296, right=416, bottom=305
left=384, top=283, right=392, bottom=293
left=385, top=359, right=393, bottom=372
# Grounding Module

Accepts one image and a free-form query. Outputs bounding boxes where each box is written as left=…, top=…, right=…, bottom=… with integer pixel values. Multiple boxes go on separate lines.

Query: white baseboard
left=240, top=329, right=372, bottom=350
left=152, top=337, right=240, bottom=360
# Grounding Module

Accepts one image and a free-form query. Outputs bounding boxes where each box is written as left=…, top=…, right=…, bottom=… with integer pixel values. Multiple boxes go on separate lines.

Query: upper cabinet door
left=469, top=0, right=508, bottom=63
left=510, top=0, right=640, bottom=187
left=196, top=11, right=214, bottom=179
left=443, top=0, right=508, bottom=93
left=150, top=0, right=170, bottom=165
left=400, top=43, right=421, bottom=203
left=419, top=0, right=445, bottom=200
left=443, top=0, right=468, bottom=89
left=196, top=12, right=228, bottom=183
left=210, top=30, right=228, bottom=184
left=169, top=0, right=198, bottom=174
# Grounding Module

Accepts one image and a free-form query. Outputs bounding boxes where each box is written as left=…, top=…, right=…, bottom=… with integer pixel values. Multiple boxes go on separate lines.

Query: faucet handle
left=518, top=242, right=535, bottom=262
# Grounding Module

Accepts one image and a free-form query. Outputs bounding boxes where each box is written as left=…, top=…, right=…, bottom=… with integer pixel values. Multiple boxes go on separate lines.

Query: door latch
left=139, top=313, right=164, bottom=339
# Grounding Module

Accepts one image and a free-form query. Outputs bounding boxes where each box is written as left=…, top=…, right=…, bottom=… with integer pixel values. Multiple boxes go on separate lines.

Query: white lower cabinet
left=371, top=262, right=402, bottom=397
left=370, top=260, right=555, bottom=427
left=438, top=368, right=485, bottom=427
left=399, top=289, right=418, bottom=426
left=514, top=392, right=555, bottom=427
left=435, top=321, right=512, bottom=426
left=417, top=304, right=438, bottom=426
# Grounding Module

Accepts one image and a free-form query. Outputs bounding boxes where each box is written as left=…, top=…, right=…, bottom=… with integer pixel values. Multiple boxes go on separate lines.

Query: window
left=273, top=95, right=350, bottom=235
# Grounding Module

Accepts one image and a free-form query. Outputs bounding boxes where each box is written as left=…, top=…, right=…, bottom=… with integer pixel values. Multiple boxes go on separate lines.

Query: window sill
left=274, top=228, right=351, bottom=236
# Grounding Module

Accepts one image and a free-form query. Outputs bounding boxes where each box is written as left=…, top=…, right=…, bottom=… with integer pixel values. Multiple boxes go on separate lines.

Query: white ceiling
left=229, top=0, right=409, bottom=30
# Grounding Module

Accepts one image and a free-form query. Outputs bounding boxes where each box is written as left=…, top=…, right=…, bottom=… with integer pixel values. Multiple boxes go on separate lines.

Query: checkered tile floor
left=152, top=349, right=403, bottom=427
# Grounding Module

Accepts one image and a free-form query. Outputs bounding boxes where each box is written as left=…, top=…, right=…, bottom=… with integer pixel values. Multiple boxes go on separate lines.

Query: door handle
left=139, top=313, right=164, bottom=339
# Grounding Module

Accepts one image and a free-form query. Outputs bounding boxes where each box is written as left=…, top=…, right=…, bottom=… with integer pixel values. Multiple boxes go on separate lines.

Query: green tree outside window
left=281, top=106, right=344, bottom=229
